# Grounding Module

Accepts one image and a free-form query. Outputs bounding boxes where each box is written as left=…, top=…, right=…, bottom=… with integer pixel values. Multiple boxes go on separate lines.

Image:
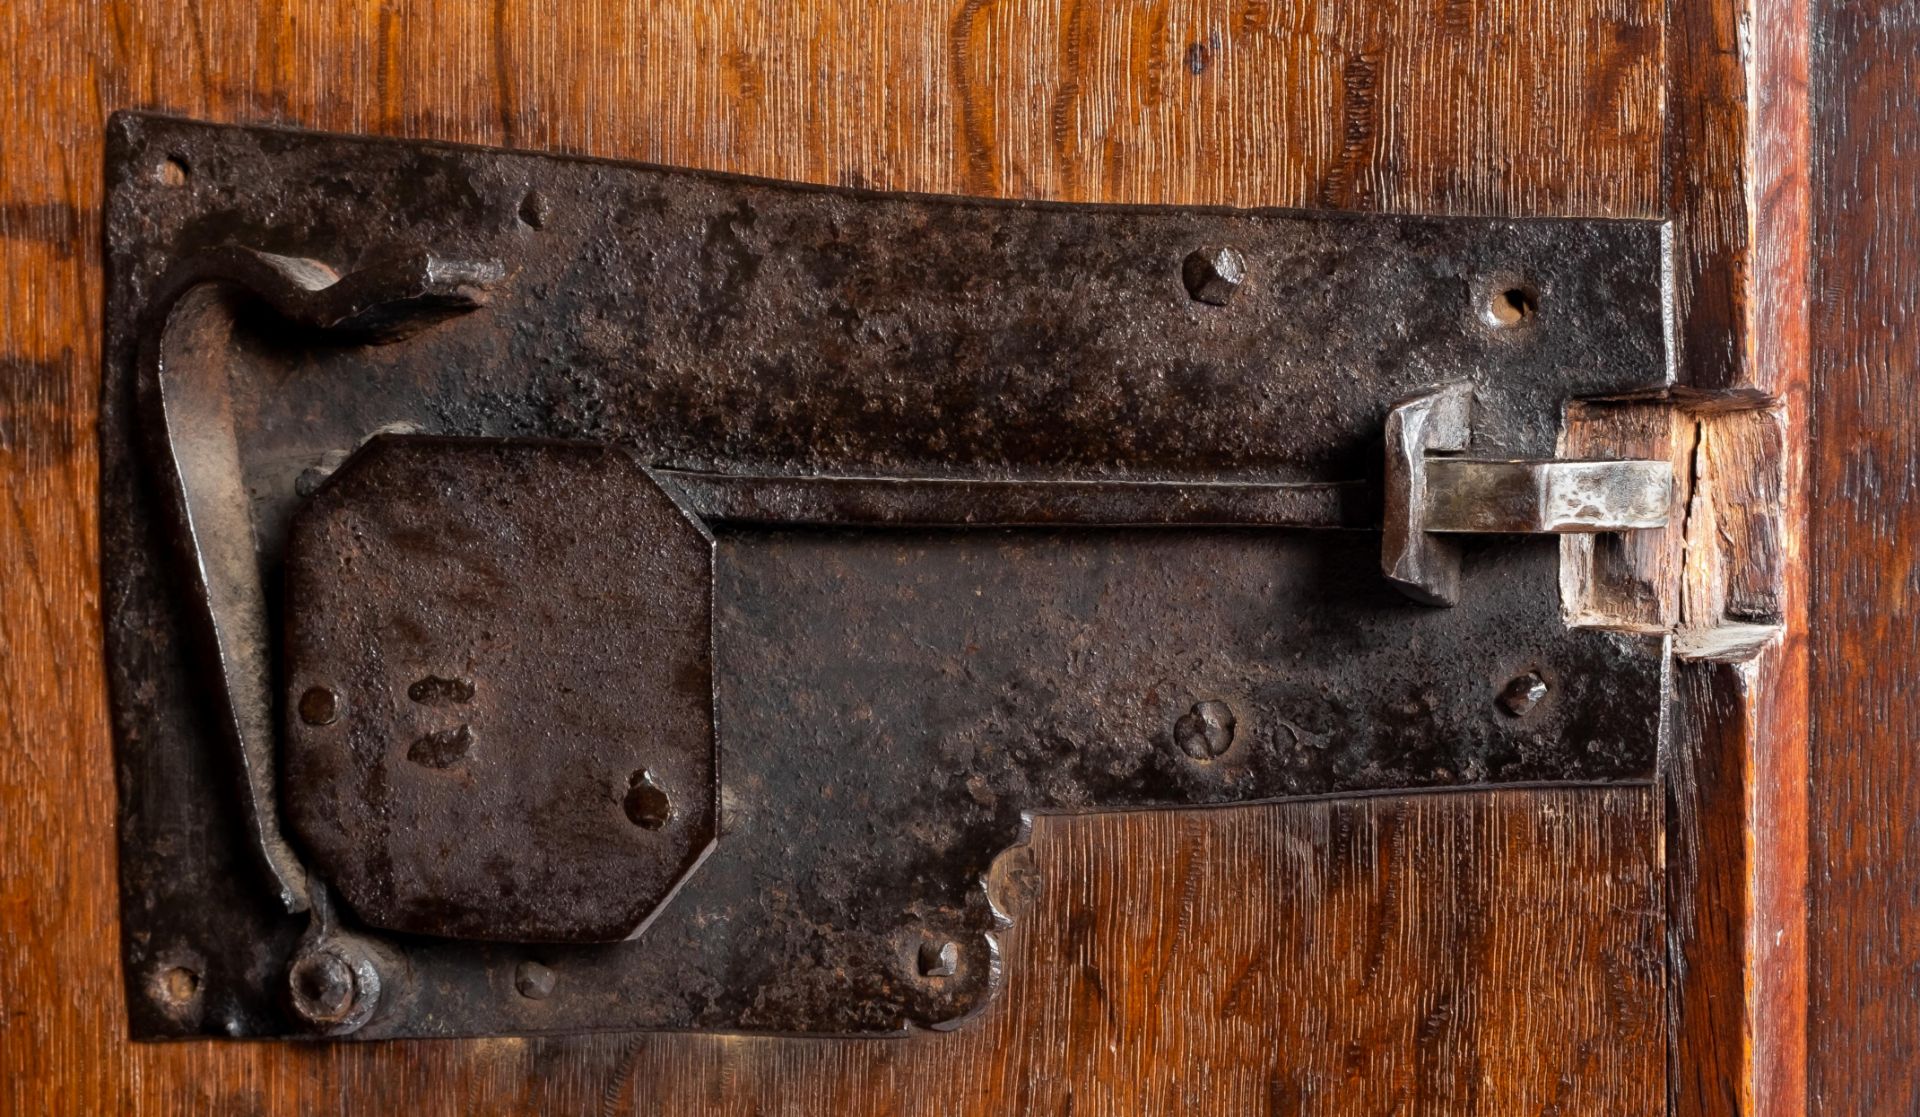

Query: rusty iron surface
left=100, top=114, right=1675, bottom=1040
left=284, top=437, right=717, bottom=944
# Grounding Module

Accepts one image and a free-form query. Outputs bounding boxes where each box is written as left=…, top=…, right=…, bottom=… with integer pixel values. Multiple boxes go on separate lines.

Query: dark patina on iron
left=102, top=113, right=1674, bottom=1040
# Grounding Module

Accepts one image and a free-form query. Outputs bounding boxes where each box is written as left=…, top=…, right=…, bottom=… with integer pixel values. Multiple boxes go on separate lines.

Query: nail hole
left=624, top=770, right=671, bottom=830
left=1497, top=672, right=1549, bottom=717
left=1484, top=284, right=1538, bottom=327
left=157, top=155, right=190, bottom=187
left=155, top=965, right=201, bottom=1007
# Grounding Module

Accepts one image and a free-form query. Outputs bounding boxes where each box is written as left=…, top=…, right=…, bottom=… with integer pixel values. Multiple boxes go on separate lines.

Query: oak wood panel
left=624, top=794, right=1664, bottom=1116
left=1662, top=0, right=1811, bottom=1106
left=1666, top=0, right=1809, bottom=398
left=1808, top=0, right=1920, bottom=1109
left=2, top=0, right=1685, bottom=1112
left=28, top=792, right=1671, bottom=1115
left=1554, top=398, right=1806, bottom=1117
left=1665, top=407, right=1801, bottom=1117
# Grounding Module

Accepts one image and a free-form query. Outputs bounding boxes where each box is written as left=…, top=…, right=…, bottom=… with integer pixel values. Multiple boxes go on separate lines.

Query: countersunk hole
left=1484, top=284, right=1538, bottom=327
left=157, top=154, right=190, bottom=187
left=624, top=770, right=672, bottom=830
left=154, top=965, right=201, bottom=1007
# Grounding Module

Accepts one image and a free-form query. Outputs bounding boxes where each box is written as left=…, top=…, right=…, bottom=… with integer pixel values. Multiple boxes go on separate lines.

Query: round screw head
left=1498, top=672, right=1549, bottom=718
left=298, top=685, right=340, bottom=726
left=291, top=953, right=354, bottom=1016
left=514, top=960, right=556, bottom=1000
left=1182, top=247, right=1246, bottom=305
left=1174, top=700, right=1237, bottom=759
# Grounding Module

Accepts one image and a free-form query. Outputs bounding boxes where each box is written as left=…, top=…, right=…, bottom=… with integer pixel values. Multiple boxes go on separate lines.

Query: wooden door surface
left=0, top=0, right=1905, bottom=1113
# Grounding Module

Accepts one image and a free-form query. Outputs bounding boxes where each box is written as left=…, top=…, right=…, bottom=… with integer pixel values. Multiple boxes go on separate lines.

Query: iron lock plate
left=102, top=114, right=1675, bottom=1040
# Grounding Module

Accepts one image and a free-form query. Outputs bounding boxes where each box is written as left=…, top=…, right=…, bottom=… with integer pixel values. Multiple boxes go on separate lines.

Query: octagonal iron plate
left=283, top=437, right=717, bottom=943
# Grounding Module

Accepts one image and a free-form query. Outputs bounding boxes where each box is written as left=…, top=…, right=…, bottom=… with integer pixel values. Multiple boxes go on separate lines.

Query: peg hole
left=1484, top=284, right=1539, bottom=328
left=157, top=154, right=190, bottom=187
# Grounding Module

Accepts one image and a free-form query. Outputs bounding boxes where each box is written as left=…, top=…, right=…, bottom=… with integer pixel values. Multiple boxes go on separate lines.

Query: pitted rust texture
left=99, top=114, right=1675, bottom=1040
left=284, top=437, right=716, bottom=944
left=102, top=115, right=1670, bottom=525
left=279, top=436, right=1665, bottom=1035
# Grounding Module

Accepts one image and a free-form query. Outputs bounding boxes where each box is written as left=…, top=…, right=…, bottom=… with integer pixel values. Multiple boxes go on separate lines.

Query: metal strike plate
left=102, top=114, right=1676, bottom=1041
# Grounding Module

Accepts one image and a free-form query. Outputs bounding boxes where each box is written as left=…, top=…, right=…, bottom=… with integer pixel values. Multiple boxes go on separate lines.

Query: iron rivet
left=514, top=960, right=556, bottom=1000
left=917, top=940, right=959, bottom=978
left=1182, top=247, right=1245, bottom=305
left=298, top=685, right=340, bottom=726
left=286, top=943, right=380, bottom=1034
left=1174, top=699, right=1237, bottom=759
left=1498, top=672, right=1549, bottom=717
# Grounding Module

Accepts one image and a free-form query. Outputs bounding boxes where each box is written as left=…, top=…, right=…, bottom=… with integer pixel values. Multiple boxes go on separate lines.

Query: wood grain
left=22, top=792, right=1671, bottom=1115
left=1666, top=0, right=1809, bottom=397
left=1807, top=0, right=1920, bottom=1110
left=1556, top=398, right=1806, bottom=1117
left=0, top=0, right=1801, bottom=1111
left=1559, top=400, right=1695, bottom=633
left=1661, top=0, right=1812, bottom=1105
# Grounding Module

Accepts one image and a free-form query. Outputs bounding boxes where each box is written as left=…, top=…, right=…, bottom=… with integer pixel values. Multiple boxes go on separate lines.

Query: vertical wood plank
left=1662, top=0, right=1812, bottom=1103
left=1808, top=0, right=1920, bottom=1109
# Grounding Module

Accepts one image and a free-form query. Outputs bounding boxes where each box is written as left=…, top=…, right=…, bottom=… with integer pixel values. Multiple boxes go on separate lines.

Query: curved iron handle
left=138, top=245, right=502, bottom=912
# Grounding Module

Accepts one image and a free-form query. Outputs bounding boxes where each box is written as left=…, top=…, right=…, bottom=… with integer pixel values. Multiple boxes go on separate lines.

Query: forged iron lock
left=105, top=114, right=1676, bottom=1040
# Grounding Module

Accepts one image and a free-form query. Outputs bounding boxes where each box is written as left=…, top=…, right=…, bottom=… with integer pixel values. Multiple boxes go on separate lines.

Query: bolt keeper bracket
left=1383, top=381, right=1673, bottom=606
